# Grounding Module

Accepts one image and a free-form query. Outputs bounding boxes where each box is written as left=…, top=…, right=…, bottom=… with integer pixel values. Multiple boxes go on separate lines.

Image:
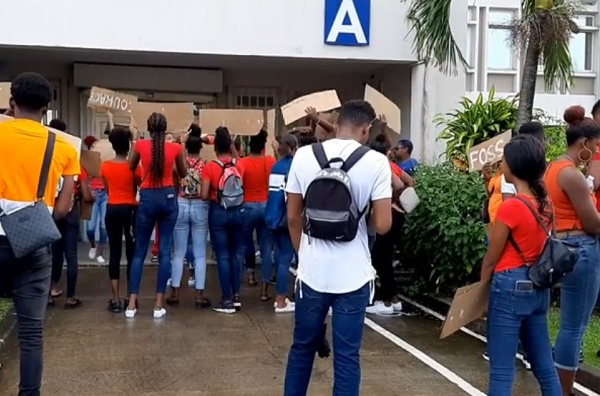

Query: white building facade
left=466, top=0, right=600, bottom=120
left=0, top=0, right=473, bottom=163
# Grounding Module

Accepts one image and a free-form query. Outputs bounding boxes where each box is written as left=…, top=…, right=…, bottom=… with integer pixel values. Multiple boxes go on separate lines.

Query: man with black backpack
left=283, top=100, right=392, bottom=395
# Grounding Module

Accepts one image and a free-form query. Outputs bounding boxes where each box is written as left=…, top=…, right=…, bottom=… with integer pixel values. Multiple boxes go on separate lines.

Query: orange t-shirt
left=239, top=156, right=275, bottom=202
left=134, top=140, right=182, bottom=189
left=593, top=150, right=600, bottom=212
left=390, top=161, right=403, bottom=177
left=494, top=195, right=549, bottom=273
left=487, top=174, right=503, bottom=224
left=100, top=161, right=143, bottom=205
left=201, top=157, right=245, bottom=202
left=544, top=160, right=592, bottom=231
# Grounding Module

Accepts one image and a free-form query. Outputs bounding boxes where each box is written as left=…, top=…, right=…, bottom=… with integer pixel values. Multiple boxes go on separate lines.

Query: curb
left=0, top=305, right=17, bottom=356
left=401, top=294, right=600, bottom=394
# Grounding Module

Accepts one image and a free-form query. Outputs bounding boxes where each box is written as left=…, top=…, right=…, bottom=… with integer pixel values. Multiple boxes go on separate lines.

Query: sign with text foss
left=324, top=0, right=371, bottom=47
left=468, top=131, right=512, bottom=171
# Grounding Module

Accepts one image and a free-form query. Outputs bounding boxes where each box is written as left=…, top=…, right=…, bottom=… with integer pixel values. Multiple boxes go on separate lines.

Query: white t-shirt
left=501, top=174, right=516, bottom=195
left=285, top=138, right=392, bottom=294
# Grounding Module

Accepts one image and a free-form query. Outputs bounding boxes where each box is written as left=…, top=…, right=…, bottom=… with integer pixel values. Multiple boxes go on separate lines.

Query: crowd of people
left=0, top=72, right=420, bottom=396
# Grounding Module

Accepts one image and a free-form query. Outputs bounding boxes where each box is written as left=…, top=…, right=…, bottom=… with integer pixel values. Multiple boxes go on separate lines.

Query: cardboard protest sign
left=0, top=83, right=10, bottom=109
left=200, top=109, right=264, bottom=136
left=80, top=150, right=102, bottom=178
left=281, top=90, right=341, bottom=126
left=440, top=281, right=490, bottom=339
left=88, top=87, right=138, bottom=114
left=468, top=131, right=512, bottom=171
left=0, top=114, right=82, bottom=158
left=132, top=102, right=195, bottom=134
left=364, top=84, right=402, bottom=135
left=92, top=139, right=115, bottom=162
left=266, top=109, right=276, bottom=157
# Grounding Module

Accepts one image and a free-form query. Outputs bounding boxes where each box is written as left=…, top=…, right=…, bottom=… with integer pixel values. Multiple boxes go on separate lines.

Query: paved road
left=0, top=267, right=585, bottom=395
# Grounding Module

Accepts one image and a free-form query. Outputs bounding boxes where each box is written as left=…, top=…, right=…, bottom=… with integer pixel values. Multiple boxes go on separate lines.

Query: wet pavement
left=0, top=266, right=585, bottom=395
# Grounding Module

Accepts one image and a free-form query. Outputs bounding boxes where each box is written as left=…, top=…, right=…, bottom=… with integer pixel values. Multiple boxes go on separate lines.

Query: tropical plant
left=404, top=0, right=579, bottom=130
left=436, top=88, right=518, bottom=169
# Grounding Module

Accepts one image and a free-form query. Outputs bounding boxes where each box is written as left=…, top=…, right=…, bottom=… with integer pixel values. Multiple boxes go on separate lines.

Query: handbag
left=507, top=196, right=579, bottom=289
left=0, top=131, right=62, bottom=259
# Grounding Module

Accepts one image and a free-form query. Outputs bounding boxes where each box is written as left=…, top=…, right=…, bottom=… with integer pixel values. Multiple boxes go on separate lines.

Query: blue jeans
left=172, top=198, right=208, bottom=290
left=51, top=207, right=80, bottom=298
left=555, top=234, right=600, bottom=370
left=284, top=282, right=370, bottom=396
left=273, top=229, right=294, bottom=296
left=128, top=188, right=178, bottom=294
left=208, top=202, right=245, bottom=301
left=86, top=189, right=108, bottom=245
left=0, top=238, right=52, bottom=396
left=487, top=267, right=560, bottom=396
left=242, top=202, right=274, bottom=283
left=185, top=228, right=194, bottom=267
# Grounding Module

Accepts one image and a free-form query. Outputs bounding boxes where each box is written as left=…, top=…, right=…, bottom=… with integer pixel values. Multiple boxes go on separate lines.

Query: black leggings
left=51, top=207, right=80, bottom=298
left=105, top=204, right=136, bottom=281
left=371, top=211, right=405, bottom=302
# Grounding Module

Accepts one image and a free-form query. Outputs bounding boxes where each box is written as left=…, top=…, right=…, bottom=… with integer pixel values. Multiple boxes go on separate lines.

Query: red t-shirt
left=201, top=157, right=245, bottom=202
left=494, top=195, right=549, bottom=273
left=390, top=161, right=403, bottom=177
left=100, top=161, right=143, bottom=205
left=134, top=140, right=182, bottom=189
left=239, top=156, right=275, bottom=202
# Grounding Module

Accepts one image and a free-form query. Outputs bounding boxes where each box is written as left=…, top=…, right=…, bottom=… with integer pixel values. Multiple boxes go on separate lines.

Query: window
left=41, top=85, right=60, bottom=125
left=466, top=6, right=478, bottom=91
left=569, top=15, right=596, bottom=73
left=487, top=10, right=516, bottom=71
left=233, top=87, right=277, bottom=109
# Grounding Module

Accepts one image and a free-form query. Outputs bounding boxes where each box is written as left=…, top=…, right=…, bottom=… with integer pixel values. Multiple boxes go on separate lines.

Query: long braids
left=147, top=112, right=167, bottom=187
left=529, top=178, right=551, bottom=222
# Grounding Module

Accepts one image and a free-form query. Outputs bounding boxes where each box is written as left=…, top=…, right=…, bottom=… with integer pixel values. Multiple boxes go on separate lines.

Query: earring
left=578, top=146, right=594, bottom=163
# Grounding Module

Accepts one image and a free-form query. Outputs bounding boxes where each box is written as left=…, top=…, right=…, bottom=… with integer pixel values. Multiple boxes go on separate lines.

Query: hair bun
left=375, top=133, right=387, bottom=143
left=564, top=105, right=586, bottom=125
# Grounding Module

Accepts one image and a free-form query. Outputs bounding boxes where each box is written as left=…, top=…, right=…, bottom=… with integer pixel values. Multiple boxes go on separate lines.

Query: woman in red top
left=239, top=130, right=276, bottom=300
left=480, top=135, right=560, bottom=395
left=201, top=127, right=246, bottom=314
left=125, top=113, right=187, bottom=319
left=101, top=127, right=142, bottom=313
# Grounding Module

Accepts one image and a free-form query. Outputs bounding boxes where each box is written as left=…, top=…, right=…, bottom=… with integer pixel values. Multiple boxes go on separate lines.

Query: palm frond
left=403, top=0, right=467, bottom=75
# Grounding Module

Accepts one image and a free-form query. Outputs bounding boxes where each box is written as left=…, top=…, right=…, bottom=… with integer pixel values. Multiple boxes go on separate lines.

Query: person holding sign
left=479, top=135, right=560, bottom=395
left=544, top=106, right=600, bottom=396
left=126, top=113, right=187, bottom=319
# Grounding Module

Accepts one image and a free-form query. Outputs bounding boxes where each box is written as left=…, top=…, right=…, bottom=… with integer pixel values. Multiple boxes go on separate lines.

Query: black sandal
left=64, top=298, right=82, bottom=310
left=195, top=298, right=211, bottom=309
left=50, top=290, right=63, bottom=298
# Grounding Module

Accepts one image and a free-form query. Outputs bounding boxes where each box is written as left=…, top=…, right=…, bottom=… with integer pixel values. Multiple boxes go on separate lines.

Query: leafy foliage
left=435, top=88, right=518, bottom=167
left=544, top=125, right=567, bottom=161
left=398, top=164, right=487, bottom=296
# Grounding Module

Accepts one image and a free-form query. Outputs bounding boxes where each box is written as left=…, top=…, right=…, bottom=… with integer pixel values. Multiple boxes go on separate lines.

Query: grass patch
left=548, top=308, right=600, bottom=370
left=0, top=298, right=12, bottom=323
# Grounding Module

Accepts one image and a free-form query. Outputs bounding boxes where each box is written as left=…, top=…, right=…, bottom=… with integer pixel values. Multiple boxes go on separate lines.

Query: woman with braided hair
left=126, top=112, right=187, bottom=319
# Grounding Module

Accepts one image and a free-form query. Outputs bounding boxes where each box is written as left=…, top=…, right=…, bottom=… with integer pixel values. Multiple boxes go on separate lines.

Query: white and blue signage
left=324, top=0, right=371, bottom=47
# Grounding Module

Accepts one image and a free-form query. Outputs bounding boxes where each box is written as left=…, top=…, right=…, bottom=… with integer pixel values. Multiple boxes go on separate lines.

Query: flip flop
left=51, top=290, right=63, bottom=298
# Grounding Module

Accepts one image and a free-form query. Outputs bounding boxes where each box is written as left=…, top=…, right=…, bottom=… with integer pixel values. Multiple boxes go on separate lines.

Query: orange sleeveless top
left=544, top=160, right=585, bottom=231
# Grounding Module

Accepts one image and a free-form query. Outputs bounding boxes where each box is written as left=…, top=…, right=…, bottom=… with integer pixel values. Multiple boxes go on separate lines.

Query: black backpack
left=302, top=143, right=370, bottom=242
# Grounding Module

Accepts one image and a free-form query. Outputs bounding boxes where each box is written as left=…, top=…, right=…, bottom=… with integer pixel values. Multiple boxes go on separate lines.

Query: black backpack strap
left=341, top=145, right=370, bottom=173
left=507, top=233, right=528, bottom=263
left=312, top=143, right=329, bottom=169
left=37, top=131, right=57, bottom=200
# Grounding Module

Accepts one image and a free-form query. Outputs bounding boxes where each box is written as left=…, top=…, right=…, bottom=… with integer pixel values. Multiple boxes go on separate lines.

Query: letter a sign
left=324, top=0, right=371, bottom=47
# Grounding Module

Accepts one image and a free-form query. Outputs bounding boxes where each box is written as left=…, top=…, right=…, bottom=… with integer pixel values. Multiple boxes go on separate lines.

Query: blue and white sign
left=324, top=0, right=371, bottom=47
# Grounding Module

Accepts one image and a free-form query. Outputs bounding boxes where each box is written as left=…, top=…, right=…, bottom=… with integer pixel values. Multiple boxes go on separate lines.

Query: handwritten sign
left=468, top=131, right=512, bottom=171
left=0, top=114, right=82, bottom=158
left=88, top=87, right=138, bottom=114
left=80, top=150, right=101, bottom=178
left=364, top=84, right=401, bottom=134
left=132, top=102, right=195, bottom=134
left=199, top=109, right=264, bottom=136
left=281, top=90, right=341, bottom=126
left=266, top=109, right=276, bottom=157
left=0, top=83, right=10, bottom=109
left=440, top=281, right=490, bottom=339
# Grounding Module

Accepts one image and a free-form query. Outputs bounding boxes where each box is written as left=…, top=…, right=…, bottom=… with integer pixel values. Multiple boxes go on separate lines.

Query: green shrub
left=545, top=125, right=567, bottom=161
left=398, top=164, right=487, bottom=296
left=436, top=88, right=518, bottom=169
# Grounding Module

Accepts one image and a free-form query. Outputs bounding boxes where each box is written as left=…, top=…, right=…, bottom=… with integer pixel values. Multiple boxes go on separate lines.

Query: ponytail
left=147, top=113, right=167, bottom=186
left=529, top=178, right=550, bottom=219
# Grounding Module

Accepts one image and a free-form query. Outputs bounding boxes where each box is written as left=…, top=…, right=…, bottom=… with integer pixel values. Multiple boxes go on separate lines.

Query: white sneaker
left=366, top=301, right=394, bottom=315
left=188, top=277, right=196, bottom=288
left=275, top=302, right=295, bottom=314
left=153, top=308, right=167, bottom=319
left=96, top=255, right=106, bottom=264
left=88, top=247, right=97, bottom=260
left=125, top=308, right=137, bottom=318
left=273, top=298, right=293, bottom=308
left=392, top=301, right=403, bottom=313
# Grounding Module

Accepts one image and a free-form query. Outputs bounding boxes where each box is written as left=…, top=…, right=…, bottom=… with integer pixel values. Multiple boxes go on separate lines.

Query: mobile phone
left=515, top=280, right=534, bottom=291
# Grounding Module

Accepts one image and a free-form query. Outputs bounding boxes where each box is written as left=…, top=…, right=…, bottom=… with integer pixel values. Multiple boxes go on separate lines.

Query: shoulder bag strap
left=341, top=145, right=370, bottom=173
left=37, top=131, right=57, bottom=200
left=513, top=196, right=553, bottom=236
left=312, top=143, right=329, bottom=169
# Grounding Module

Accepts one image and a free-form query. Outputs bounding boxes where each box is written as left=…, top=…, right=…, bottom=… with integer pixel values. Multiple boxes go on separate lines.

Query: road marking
left=398, top=295, right=600, bottom=396
left=364, top=317, right=486, bottom=396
